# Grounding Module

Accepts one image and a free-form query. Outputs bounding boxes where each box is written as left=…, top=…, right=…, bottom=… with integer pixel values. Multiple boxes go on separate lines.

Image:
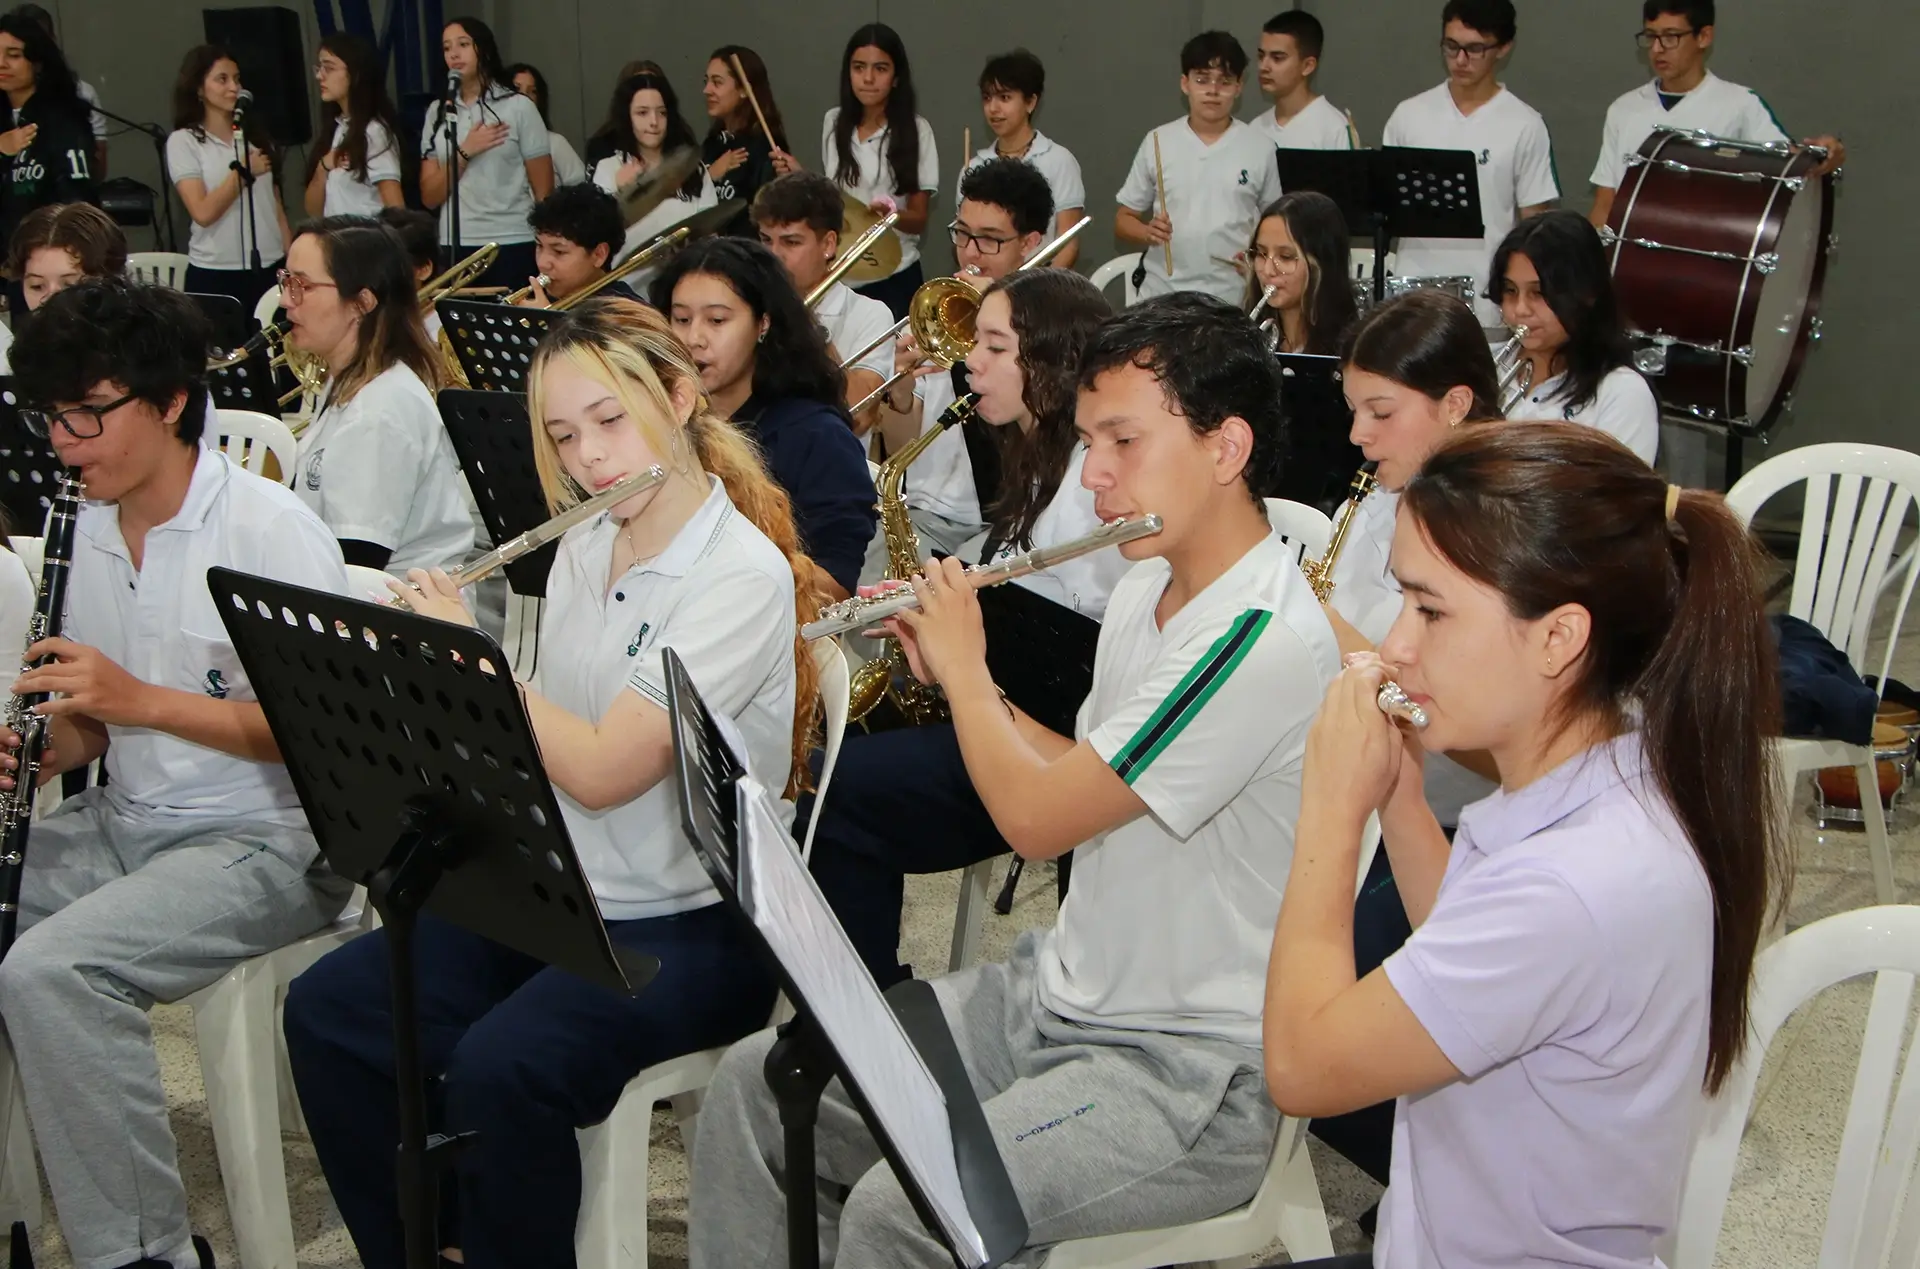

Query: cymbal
left=677, top=198, right=748, bottom=240
left=838, top=191, right=902, bottom=283
left=615, top=147, right=703, bottom=228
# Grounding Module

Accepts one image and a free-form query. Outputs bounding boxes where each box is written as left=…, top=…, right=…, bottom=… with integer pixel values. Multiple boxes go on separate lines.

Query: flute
left=1377, top=681, right=1429, bottom=730
left=803, top=516, right=1162, bottom=640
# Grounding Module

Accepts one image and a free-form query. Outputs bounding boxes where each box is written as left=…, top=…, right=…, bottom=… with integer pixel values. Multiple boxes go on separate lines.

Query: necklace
left=996, top=131, right=1035, bottom=159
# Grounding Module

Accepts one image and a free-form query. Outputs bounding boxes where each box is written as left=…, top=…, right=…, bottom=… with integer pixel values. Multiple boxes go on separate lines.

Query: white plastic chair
left=1672, top=904, right=1920, bottom=1269
left=126, top=250, right=190, bottom=289
left=1088, top=255, right=1144, bottom=308
left=211, top=408, right=299, bottom=487
left=1725, top=443, right=1920, bottom=904
left=251, top=287, right=281, bottom=330
left=574, top=638, right=852, bottom=1268
left=1266, top=497, right=1334, bottom=565
left=344, top=564, right=401, bottom=604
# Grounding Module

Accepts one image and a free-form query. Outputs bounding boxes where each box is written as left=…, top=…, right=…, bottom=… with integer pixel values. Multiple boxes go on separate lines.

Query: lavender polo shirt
left=1378, top=732, right=1714, bottom=1267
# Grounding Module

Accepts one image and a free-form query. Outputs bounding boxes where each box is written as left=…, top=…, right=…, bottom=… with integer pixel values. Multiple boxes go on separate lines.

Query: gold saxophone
left=847, top=391, right=980, bottom=723
left=1300, top=464, right=1379, bottom=605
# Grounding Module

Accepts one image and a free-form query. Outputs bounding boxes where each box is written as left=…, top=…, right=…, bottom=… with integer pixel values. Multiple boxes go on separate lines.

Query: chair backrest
left=1673, top=905, right=1920, bottom=1269
left=1724, top=442, right=1920, bottom=687
left=802, top=638, right=852, bottom=863
left=126, top=251, right=190, bottom=290
left=1087, top=255, right=1143, bottom=308
left=6, top=537, right=41, bottom=582
left=343, top=564, right=399, bottom=603
left=251, top=286, right=281, bottom=329
left=210, top=408, right=299, bottom=486
left=1265, top=498, right=1333, bottom=565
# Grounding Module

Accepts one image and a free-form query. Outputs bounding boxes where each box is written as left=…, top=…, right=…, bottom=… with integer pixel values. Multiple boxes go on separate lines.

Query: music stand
left=664, top=648, right=1026, bottom=1269
left=1273, top=353, right=1364, bottom=516
left=1276, top=147, right=1484, bottom=303
left=210, top=569, right=659, bottom=1269
left=436, top=299, right=556, bottom=393
left=188, top=292, right=251, bottom=353
left=0, top=380, right=66, bottom=535
left=436, top=390, right=558, bottom=598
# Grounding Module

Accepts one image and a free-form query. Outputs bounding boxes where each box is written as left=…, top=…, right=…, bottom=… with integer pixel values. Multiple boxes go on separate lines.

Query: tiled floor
left=18, top=651, right=1920, bottom=1266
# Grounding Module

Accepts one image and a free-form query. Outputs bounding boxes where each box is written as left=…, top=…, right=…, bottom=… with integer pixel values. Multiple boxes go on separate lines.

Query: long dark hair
left=602, top=72, right=704, bottom=200
left=1401, top=423, right=1784, bottom=1097
left=0, top=13, right=81, bottom=119
left=706, top=45, right=788, bottom=150
left=1342, top=290, right=1502, bottom=422
left=432, top=17, right=509, bottom=134
left=1245, top=192, right=1358, bottom=357
left=294, top=215, right=443, bottom=406
left=831, top=23, right=921, bottom=197
left=170, top=44, right=276, bottom=162
left=1491, top=211, right=1637, bottom=418
left=984, top=269, right=1111, bottom=549
left=649, top=236, right=847, bottom=413
left=586, top=59, right=665, bottom=162
left=502, top=62, right=549, bottom=123
left=305, top=32, right=401, bottom=187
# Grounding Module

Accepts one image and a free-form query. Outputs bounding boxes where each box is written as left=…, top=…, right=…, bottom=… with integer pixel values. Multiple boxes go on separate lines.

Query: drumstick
left=962, top=125, right=971, bottom=191
left=1152, top=131, right=1173, bottom=275
left=730, top=53, right=775, bottom=146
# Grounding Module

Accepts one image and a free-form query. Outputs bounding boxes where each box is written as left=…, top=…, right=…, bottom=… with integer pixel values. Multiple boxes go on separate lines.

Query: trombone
left=804, top=213, right=900, bottom=309
left=845, top=215, right=1093, bottom=414
left=495, top=226, right=693, bottom=312
left=418, top=243, right=499, bottom=311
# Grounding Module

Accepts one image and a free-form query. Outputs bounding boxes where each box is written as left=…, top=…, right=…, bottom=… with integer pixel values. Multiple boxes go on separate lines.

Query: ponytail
left=1401, top=423, right=1787, bottom=1095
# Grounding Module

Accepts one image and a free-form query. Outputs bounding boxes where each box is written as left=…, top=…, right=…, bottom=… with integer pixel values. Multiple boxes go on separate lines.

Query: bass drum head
left=1746, top=174, right=1830, bottom=422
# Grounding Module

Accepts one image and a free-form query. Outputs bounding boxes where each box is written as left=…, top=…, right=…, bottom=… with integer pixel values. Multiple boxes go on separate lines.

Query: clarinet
left=0, top=474, right=82, bottom=959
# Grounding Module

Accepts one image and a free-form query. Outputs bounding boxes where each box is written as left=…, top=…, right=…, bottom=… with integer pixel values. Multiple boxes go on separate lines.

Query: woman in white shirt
left=1493, top=210, right=1660, bottom=465
left=284, top=295, right=824, bottom=1265
left=589, top=70, right=716, bottom=276
left=820, top=22, right=939, bottom=319
left=417, top=17, right=553, bottom=291
left=507, top=62, right=586, bottom=186
left=281, top=216, right=473, bottom=576
left=165, top=44, right=289, bottom=314
left=304, top=32, right=403, bottom=218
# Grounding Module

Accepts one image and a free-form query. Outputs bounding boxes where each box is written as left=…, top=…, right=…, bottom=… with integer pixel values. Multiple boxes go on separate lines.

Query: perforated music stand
left=664, top=648, right=1026, bottom=1269
left=435, top=390, right=557, bottom=598
left=210, top=568, right=658, bottom=1269
left=436, top=299, right=556, bottom=393
left=187, top=292, right=251, bottom=352
left=0, top=380, right=67, bottom=535
left=1276, top=147, right=1484, bottom=303
left=1273, top=353, right=1364, bottom=515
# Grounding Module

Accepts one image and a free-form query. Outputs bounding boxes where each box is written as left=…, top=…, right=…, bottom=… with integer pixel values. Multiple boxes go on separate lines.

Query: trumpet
left=418, top=243, right=499, bottom=311
left=1299, top=464, right=1379, bottom=605
left=501, top=273, right=553, bottom=306
left=804, top=516, right=1164, bottom=641
left=845, top=214, right=1092, bottom=414
left=805, top=212, right=900, bottom=309
left=395, top=466, right=667, bottom=609
left=1495, top=325, right=1534, bottom=414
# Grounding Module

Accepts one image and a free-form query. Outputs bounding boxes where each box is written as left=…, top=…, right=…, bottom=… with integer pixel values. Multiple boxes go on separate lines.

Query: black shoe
left=114, top=1235, right=213, bottom=1269
left=1357, top=1200, right=1379, bottom=1242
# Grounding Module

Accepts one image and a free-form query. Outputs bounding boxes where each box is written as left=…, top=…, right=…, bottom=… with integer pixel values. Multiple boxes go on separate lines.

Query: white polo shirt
left=295, top=362, right=475, bottom=575
left=1117, top=118, right=1283, bottom=304
left=966, top=131, right=1087, bottom=216
left=76, top=78, right=106, bottom=141
left=67, top=448, right=347, bottom=825
left=1507, top=366, right=1660, bottom=465
left=1249, top=95, right=1357, bottom=151
left=819, top=108, right=940, bottom=277
left=1040, top=531, right=1339, bottom=1047
left=1590, top=73, right=1788, bottom=191
left=0, top=547, right=31, bottom=662
left=166, top=126, right=287, bottom=270
left=1328, top=487, right=1496, bottom=826
left=322, top=118, right=402, bottom=217
left=904, top=370, right=980, bottom=531
left=983, top=447, right=1127, bottom=620
left=592, top=154, right=719, bottom=275
left=814, top=281, right=894, bottom=384
left=548, top=131, right=586, bottom=186
left=1382, top=84, right=1559, bottom=305
left=533, top=475, right=796, bottom=920
left=417, top=87, right=550, bottom=247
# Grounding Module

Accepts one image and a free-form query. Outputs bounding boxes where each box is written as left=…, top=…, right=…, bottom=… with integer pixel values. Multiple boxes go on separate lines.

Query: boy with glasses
left=1116, top=31, right=1283, bottom=304
left=1589, top=1, right=1846, bottom=228
left=1249, top=10, right=1358, bottom=152
left=1381, top=0, right=1557, bottom=322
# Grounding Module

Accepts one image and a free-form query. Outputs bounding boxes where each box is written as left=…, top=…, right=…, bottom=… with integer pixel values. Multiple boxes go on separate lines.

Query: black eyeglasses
left=1440, top=38, right=1502, bottom=60
left=1636, top=28, right=1698, bottom=49
left=948, top=222, right=1017, bottom=255
left=21, top=392, right=138, bottom=440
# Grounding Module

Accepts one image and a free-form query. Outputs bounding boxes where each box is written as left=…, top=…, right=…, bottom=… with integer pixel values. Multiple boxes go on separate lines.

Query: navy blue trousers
left=282, top=904, right=776, bottom=1269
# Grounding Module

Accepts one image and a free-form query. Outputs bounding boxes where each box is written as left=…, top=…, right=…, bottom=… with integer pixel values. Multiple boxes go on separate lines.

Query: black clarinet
left=0, top=474, right=82, bottom=959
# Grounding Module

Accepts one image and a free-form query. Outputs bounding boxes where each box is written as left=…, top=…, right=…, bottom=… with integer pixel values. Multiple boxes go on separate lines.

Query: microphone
left=232, top=88, right=251, bottom=127
left=445, top=70, right=460, bottom=103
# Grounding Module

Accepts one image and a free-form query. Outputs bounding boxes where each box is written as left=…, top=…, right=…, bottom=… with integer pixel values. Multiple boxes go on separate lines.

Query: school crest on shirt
left=205, top=669, right=230, bottom=699
left=627, top=622, right=650, bottom=657
left=1479, top=149, right=1491, bottom=165
left=305, top=448, right=324, bottom=491
left=1238, top=168, right=1250, bottom=185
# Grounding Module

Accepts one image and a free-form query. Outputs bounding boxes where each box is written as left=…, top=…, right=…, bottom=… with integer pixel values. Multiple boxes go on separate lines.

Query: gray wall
left=52, top=2, right=1917, bottom=458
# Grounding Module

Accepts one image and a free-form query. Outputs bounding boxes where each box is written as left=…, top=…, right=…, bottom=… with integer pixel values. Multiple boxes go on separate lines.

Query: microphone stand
left=441, top=82, right=464, bottom=266
left=90, top=103, right=176, bottom=251
left=232, top=104, right=262, bottom=280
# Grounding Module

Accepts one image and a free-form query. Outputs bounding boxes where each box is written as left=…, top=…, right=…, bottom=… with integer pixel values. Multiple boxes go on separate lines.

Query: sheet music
left=734, top=775, right=989, bottom=1267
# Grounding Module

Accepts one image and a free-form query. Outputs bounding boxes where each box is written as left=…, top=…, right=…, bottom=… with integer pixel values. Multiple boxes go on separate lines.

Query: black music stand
left=210, top=569, right=658, bottom=1269
left=1273, top=353, right=1364, bottom=515
left=665, top=649, right=1026, bottom=1269
left=436, top=390, right=557, bottom=598
left=189, top=292, right=251, bottom=353
left=436, top=299, right=556, bottom=393
left=0, top=380, right=66, bottom=535
left=195, top=294, right=283, bottom=415
left=1276, top=147, right=1484, bottom=303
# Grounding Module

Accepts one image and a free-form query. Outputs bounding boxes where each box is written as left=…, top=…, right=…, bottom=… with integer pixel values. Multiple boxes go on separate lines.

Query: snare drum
left=1605, top=125, right=1834, bottom=433
left=1351, top=274, right=1479, bottom=313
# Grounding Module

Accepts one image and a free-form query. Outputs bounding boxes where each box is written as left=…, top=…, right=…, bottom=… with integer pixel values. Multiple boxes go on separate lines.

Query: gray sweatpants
left=689, top=930, right=1278, bottom=1269
left=0, top=789, right=352, bottom=1269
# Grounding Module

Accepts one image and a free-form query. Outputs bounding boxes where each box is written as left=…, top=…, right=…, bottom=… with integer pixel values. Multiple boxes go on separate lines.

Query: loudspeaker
left=202, top=6, right=312, bottom=146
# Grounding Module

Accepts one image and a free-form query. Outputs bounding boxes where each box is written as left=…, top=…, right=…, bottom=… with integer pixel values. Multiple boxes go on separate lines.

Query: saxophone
left=0, top=473, right=82, bottom=959
left=1299, top=464, right=1379, bottom=605
left=847, top=391, right=979, bottom=723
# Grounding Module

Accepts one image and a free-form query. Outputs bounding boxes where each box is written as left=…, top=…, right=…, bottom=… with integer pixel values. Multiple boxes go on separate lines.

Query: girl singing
left=304, top=31, right=404, bottom=217
left=284, top=296, right=824, bottom=1269
left=166, top=43, right=289, bottom=312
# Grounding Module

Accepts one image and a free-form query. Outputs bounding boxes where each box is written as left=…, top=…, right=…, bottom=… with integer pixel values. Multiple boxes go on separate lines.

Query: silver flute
left=803, top=516, right=1163, bottom=640
left=1377, top=681, right=1429, bottom=729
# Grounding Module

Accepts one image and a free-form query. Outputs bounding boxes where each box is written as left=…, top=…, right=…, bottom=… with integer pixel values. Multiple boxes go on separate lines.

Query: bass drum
left=1605, top=125, right=1834, bottom=433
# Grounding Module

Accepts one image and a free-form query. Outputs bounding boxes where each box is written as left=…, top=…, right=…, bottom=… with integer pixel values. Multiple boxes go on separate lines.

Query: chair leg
left=193, top=961, right=299, bottom=1269
left=1268, top=1123, right=1334, bottom=1263
left=949, top=861, right=993, bottom=972
left=576, top=1090, right=653, bottom=1269
left=1855, top=757, right=1899, bottom=904
left=0, top=1047, right=39, bottom=1235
